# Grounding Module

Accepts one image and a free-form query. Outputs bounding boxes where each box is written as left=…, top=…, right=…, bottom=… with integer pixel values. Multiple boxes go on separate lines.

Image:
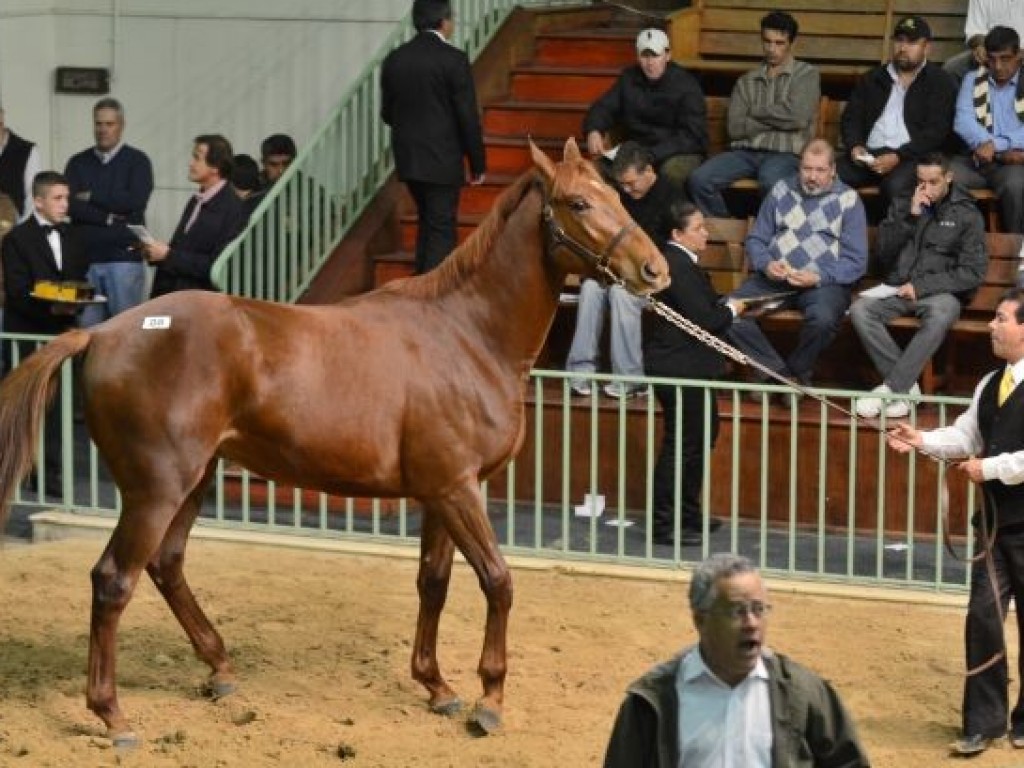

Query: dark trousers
left=407, top=181, right=461, bottom=274
left=963, top=524, right=1024, bottom=737
left=836, top=155, right=918, bottom=213
left=652, top=383, right=719, bottom=533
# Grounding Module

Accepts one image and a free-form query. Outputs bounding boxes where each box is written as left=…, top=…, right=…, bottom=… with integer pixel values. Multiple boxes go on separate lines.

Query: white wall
left=0, top=0, right=408, bottom=236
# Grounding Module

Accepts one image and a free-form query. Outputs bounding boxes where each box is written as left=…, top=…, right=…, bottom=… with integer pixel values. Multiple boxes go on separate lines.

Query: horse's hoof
left=204, top=678, right=238, bottom=700
left=111, top=730, right=140, bottom=749
left=429, top=697, right=463, bottom=717
left=468, top=704, right=502, bottom=736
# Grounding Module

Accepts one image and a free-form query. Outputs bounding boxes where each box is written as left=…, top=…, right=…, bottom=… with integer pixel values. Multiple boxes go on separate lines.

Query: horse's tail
left=0, top=328, right=92, bottom=535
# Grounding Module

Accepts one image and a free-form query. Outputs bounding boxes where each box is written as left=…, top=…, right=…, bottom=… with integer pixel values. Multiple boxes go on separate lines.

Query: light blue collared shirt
left=955, top=68, right=1024, bottom=152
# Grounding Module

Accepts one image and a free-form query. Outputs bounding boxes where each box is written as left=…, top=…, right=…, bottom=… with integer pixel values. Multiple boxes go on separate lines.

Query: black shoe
left=681, top=517, right=723, bottom=534
left=952, top=734, right=992, bottom=756
left=651, top=529, right=702, bottom=546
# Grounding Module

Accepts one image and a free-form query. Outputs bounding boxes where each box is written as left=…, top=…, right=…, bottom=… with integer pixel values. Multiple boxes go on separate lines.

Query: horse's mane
left=388, top=169, right=542, bottom=300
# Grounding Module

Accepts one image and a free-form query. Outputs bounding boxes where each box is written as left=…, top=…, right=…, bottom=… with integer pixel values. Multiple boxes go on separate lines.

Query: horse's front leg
left=411, top=511, right=461, bottom=715
left=429, top=481, right=513, bottom=734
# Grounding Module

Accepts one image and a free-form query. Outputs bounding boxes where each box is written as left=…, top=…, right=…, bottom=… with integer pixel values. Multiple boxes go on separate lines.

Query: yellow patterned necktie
left=999, top=366, right=1016, bottom=406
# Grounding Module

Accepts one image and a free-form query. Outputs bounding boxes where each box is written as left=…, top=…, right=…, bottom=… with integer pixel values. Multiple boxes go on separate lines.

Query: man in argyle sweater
left=727, top=139, right=868, bottom=387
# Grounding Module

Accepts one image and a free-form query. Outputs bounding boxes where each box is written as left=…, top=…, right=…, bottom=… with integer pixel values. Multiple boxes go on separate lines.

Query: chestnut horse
left=0, top=138, right=667, bottom=744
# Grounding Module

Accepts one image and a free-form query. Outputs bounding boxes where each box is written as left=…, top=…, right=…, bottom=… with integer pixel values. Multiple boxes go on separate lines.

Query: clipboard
left=736, top=291, right=796, bottom=306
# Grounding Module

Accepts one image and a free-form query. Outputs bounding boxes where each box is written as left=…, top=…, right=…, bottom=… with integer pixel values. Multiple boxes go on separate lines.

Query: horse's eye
left=568, top=199, right=590, bottom=213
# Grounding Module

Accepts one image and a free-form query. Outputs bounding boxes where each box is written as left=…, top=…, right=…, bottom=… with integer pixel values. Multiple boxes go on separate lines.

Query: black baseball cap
left=893, top=15, right=932, bottom=41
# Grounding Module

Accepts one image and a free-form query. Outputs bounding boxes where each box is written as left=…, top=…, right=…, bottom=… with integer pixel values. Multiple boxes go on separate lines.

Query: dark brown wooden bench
left=667, top=0, right=965, bottom=97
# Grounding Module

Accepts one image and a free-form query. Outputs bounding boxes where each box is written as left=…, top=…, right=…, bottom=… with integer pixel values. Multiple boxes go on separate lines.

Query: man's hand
left=141, top=240, right=170, bottom=263
left=786, top=269, right=820, bottom=288
left=910, top=181, right=931, bottom=216
left=895, top=282, right=917, bottom=302
left=1002, top=149, right=1024, bottom=166
left=764, top=260, right=790, bottom=281
left=956, top=457, right=986, bottom=483
left=887, top=422, right=923, bottom=453
left=974, top=141, right=996, bottom=166
left=725, top=298, right=747, bottom=316
left=872, top=152, right=899, bottom=176
left=585, top=131, right=607, bottom=157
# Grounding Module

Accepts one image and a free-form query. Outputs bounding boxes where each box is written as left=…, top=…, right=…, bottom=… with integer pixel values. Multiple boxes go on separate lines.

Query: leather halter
left=539, top=185, right=638, bottom=279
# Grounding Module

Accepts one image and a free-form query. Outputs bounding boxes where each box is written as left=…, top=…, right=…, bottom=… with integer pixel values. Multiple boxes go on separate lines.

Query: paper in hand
left=126, top=224, right=155, bottom=243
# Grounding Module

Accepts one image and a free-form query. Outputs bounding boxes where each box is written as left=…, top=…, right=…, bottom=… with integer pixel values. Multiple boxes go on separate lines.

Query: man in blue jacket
left=65, top=98, right=153, bottom=324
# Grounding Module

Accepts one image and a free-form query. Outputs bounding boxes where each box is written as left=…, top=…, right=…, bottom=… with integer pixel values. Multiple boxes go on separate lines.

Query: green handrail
left=211, top=0, right=588, bottom=300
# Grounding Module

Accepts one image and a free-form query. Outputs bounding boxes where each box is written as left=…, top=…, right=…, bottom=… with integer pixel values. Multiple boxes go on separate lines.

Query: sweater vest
left=0, top=131, right=32, bottom=214
left=977, top=371, right=1024, bottom=527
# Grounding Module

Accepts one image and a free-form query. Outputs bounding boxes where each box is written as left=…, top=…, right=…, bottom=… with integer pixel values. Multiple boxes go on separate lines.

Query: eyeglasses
left=707, top=601, right=772, bottom=621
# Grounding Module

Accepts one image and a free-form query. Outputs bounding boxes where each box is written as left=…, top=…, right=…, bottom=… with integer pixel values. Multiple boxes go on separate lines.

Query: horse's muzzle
left=641, top=261, right=670, bottom=290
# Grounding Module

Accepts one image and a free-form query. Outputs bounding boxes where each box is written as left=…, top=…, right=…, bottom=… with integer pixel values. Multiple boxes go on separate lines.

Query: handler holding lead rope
left=886, top=288, right=1024, bottom=757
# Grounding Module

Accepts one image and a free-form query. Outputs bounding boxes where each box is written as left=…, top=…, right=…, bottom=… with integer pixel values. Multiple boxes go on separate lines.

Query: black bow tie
left=41, top=224, right=58, bottom=236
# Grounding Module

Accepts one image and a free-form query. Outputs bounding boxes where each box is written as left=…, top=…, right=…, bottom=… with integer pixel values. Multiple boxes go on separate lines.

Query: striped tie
left=999, top=366, right=1016, bottom=406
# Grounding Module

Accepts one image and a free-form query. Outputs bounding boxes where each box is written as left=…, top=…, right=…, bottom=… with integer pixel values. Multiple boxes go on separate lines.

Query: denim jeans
left=687, top=149, right=799, bottom=218
left=79, top=261, right=146, bottom=327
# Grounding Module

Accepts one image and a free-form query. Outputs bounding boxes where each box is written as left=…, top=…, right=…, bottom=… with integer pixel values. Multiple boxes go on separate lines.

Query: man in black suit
left=643, top=201, right=750, bottom=547
left=1, top=171, right=89, bottom=494
left=381, top=0, right=486, bottom=274
left=143, top=134, right=245, bottom=296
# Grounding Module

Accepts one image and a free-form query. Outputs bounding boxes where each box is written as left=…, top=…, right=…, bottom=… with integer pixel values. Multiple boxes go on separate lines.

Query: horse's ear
left=562, top=137, right=582, bottom=163
left=529, top=138, right=556, bottom=182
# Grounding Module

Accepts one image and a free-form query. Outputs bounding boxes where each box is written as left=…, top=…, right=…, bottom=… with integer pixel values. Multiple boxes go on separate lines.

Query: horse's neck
left=455, top=194, right=565, bottom=373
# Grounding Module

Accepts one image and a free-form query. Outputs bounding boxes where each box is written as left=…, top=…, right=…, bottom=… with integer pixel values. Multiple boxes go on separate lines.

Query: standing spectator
left=64, top=98, right=154, bottom=326
left=143, top=135, right=245, bottom=297
left=231, top=154, right=265, bottom=222
left=888, top=288, right=1024, bottom=756
left=603, top=553, right=871, bottom=767
left=259, top=133, right=297, bottom=189
left=566, top=142, right=677, bottom=399
left=583, top=28, right=707, bottom=196
left=381, top=0, right=485, bottom=275
left=643, top=202, right=747, bottom=546
left=837, top=16, right=957, bottom=215
left=0, top=108, right=42, bottom=221
left=944, top=0, right=1024, bottom=84
left=688, top=12, right=820, bottom=217
left=727, top=139, right=868, bottom=389
left=852, top=154, right=987, bottom=419
left=952, top=26, right=1024, bottom=234
left=1, top=171, right=88, bottom=494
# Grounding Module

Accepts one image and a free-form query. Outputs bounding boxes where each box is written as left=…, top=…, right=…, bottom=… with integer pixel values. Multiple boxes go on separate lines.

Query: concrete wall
left=0, top=0, right=407, bottom=236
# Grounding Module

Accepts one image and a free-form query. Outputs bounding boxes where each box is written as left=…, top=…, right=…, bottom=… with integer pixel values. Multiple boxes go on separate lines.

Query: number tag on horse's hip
left=141, top=316, right=171, bottom=330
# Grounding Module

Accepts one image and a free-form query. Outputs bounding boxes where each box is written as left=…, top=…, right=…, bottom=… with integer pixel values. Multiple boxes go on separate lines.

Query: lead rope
left=597, top=262, right=1005, bottom=677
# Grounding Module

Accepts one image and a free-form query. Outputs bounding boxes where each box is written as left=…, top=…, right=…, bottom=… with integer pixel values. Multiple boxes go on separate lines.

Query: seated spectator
left=567, top=142, right=678, bottom=399
left=1, top=171, right=88, bottom=494
left=583, top=28, right=707, bottom=196
left=260, top=133, right=297, bottom=189
left=142, top=135, right=245, bottom=297
left=944, top=0, right=1024, bottom=84
left=837, top=16, right=957, bottom=216
left=688, top=11, right=819, bottom=218
left=852, top=153, right=987, bottom=419
left=231, top=154, right=265, bottom=221
left=603, top=553, right=871, bottom=768
left=643, top=202, right=748, bottom=546
left=727, top=139, right=868, bottom=388
left=951, top=25, right=1024, bottom=234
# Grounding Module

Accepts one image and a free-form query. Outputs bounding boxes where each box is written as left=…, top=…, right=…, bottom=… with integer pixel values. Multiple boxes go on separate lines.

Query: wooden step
left=483, top=100, right=587, bottom=138
left=484, top=136, right=566, bottom=176
left=399, top=214, right=482, bottom=252
left=373, top=250, right=415, bottom=286
left=509, top=66, right=618, bottom=103
left=533, top=31, right=636, bottom=68
left=459, top=174, right=520, bottom=215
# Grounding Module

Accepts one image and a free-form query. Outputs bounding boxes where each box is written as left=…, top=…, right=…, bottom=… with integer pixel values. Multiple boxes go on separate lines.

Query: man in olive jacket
left=603, top=554, right=870, bottom=767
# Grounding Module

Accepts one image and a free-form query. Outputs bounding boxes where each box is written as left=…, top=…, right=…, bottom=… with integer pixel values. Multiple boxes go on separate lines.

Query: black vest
left=0, top=131, right=33, bottom=214
left=977, top=369, right=1024, bottom=527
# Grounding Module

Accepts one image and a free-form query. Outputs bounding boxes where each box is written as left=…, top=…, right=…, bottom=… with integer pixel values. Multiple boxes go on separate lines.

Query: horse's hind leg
left=87, top=495, right=184, bottom=746
left=411, top=511, right=460, bottom=715
left=145, top=465, right=236, bottom=699
left=426, top=481, right=512, bottom=734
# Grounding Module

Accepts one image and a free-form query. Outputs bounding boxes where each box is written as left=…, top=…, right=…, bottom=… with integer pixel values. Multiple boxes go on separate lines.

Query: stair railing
left=212, top=0, right=588, bottom=301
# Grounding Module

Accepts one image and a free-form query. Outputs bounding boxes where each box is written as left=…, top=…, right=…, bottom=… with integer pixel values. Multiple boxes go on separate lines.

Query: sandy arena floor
left=0, top=537, right=1021, bottom=767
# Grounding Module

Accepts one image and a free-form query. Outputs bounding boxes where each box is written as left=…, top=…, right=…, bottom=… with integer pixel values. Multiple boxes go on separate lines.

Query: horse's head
left=530, top=137, right=669, bottom=295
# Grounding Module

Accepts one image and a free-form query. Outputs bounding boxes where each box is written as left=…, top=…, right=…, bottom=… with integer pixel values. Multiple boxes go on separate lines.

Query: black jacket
left=643, top=242, right=734, bottom=379
left=1, top=217, right=88, bottom=335
left=381, top=31, right=486, bottom=186
left=150, top=183, right=245, bottom=297
left=622, top=174, right=678, bottom=245
left=583, top=62, right=708, bottom=163
left=876, top=182, right=987, bottom=302
left=841, top=62, right=956, bottom=160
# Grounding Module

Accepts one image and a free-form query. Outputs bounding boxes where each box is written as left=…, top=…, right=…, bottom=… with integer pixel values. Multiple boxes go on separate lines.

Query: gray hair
left=93, top=97, right=123, bottom=117
left=688, top=553, right=756, bottom=613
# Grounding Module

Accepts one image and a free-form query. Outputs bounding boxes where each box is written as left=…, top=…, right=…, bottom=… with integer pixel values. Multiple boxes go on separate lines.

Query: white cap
left=635, top=28, right=669, bottom=55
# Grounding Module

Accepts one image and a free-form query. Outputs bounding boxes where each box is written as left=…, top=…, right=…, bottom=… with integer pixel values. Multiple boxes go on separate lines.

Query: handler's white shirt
left=676, top=649, right=772, bottom=768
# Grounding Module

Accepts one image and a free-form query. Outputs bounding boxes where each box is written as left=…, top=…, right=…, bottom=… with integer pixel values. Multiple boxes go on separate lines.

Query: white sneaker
left=855, top=384, right=890, bottom=418
left=884, top=384, right=921, bottom=419
left=570, top=380, right=592, bottom=396
left=603, top=382, right=647, bottom=399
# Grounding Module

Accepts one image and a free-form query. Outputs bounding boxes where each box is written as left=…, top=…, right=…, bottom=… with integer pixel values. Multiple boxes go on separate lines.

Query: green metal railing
left=210, top=0, right=587, bottom=300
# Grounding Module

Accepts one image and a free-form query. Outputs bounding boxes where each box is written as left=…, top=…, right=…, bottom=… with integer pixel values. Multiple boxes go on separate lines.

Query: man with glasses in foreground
left=603, top=553, right=870, bottom=767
